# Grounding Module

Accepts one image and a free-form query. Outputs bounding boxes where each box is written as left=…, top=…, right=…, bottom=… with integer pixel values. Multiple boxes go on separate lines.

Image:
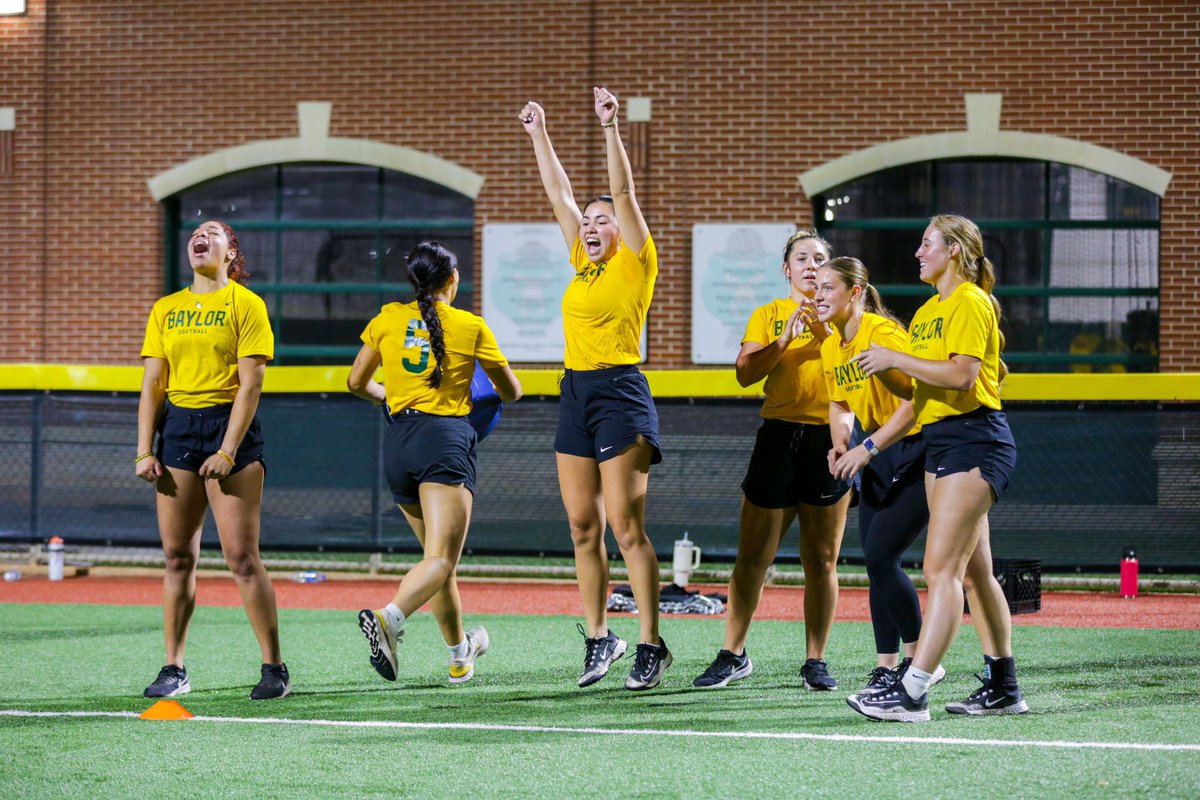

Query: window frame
left=813, top=157, right=1160, bottom=371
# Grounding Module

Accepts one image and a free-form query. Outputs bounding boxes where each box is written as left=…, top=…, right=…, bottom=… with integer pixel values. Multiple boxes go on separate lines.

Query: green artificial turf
left=1, top=604, right=1198, bottom=799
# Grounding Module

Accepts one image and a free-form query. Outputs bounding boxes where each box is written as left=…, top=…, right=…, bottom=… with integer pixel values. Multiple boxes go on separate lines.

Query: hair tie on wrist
left=600, top=118, right=617, bottom=129
left=216, top=450, right=235, bottom=467
left=135, top=452, right=154, bottom=463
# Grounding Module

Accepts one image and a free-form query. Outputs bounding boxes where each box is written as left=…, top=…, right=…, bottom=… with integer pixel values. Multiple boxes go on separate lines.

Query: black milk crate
left=963, top=558, right=1041, bottom=615
left=996, top=559, right=1041, bottom=614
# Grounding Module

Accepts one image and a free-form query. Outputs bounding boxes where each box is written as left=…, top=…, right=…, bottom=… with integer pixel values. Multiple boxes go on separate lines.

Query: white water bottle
left=672, top=532, right=702, bottom=587
left=47, top=536, right=65, bottom=581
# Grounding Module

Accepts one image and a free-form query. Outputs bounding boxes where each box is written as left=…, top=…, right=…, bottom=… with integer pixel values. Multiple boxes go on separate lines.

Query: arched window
left=164, top=164, right=475, bottom=365
left=814, top=159, right=1159, bottom=372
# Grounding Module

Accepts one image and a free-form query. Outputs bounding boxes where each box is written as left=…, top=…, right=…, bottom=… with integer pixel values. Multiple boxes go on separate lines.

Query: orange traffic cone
left=139, top=699, right=194, bottom=720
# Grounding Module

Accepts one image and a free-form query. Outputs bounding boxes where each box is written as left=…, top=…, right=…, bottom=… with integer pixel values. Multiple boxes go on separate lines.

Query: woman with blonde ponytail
left=847, top=215, right=1026, bottom=723
left=813, top=257, right=944, bottom=697
left=347, top=241, right=521, bottom=686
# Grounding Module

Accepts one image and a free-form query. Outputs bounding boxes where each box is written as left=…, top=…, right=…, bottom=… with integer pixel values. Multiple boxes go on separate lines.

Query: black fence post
left=29, top=393, right=43, bottom=539
left=372, top=409, right=384, bottom=547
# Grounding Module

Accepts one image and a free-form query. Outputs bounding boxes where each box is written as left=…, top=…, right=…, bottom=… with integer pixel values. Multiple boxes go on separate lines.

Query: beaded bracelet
left=600, top=118, right=617, bottom=129
left=216, top=450, right=236, bottom=467
left=134, top=452, right=154, bottom=463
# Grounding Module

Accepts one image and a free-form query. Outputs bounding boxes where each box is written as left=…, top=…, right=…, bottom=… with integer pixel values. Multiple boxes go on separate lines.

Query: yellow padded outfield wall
left=1, top=365, right=1198, bottom=401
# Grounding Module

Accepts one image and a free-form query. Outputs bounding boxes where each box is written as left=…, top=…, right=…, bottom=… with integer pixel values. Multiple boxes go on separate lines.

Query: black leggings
left=859, top=476, right=929, bottom=655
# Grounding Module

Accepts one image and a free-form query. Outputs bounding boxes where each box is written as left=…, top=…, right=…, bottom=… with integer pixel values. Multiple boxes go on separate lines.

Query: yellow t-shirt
left=362, top=301, right=508, bottom=417
left=821, top=312, right=920, bottom=435
left=562, top=235, right=657, bottom=370
left=742, top=298, right=828, bottom=424
left=907, top=282, right=1003, bottom=426
left=141, top=282, right=274, bottom=408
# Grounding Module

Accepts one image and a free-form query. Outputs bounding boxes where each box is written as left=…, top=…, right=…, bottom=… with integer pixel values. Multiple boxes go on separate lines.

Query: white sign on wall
left=482, top=223, right=650, bottom=364
left=691, top=223, right=796, bottom=364
left=481, top=223, right=572, bottom=363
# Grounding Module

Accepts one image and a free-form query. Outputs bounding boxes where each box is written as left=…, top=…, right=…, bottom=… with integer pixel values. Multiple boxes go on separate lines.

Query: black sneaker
left=144, top=665, right=190, bottom=698
left=693, top=649, right=753, bottom=689
left=856, top=666, right=897, bottom=696
left=847, top=684, right=930, bottom=722
left=801, top=658, right=838, bottom=691
left=577, top=623, right=628, bottom=687
left=250, top=663, right=291, bottom=700
left=945, top=674, right=1029, bottom=715
left=625, top=639, right=673, bottom=690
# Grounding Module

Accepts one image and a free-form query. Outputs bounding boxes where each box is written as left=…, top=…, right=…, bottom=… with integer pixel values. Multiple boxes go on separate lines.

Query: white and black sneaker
left=693, top=649, right=753, bottom=688
left=801, top=658, right=838, bottom=691
left=577, top=623, right=628, bottom=687
left=847, top=684, right=930, bottom=722
left=250, top=662, right=291, bottom=700
left=945, top=674, right=1029, bottom=715
left=625, top=639, right=673, bottom=691
left=856, top=666, right=897, bottom=697
left=144, top=665, right=190, bottom=698
left=358, top=608, right=401, bottom=682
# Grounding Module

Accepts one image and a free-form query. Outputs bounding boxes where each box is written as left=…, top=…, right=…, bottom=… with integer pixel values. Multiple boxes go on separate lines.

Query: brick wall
left=1, top=0, right=1197, bottom=369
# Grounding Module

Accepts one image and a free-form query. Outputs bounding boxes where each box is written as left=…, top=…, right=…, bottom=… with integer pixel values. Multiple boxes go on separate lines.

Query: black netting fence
left=1, top=393, right=1197, bottom=571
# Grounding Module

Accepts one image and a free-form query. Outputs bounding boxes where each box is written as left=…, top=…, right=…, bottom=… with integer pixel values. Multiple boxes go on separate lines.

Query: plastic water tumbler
left=1119, top=547, right=1138, bottom=599
left=47, top=536, right=65, bottom=582
left=292, top=571, right=326, bottom=584
left=672, top=533, right=702, bottom=587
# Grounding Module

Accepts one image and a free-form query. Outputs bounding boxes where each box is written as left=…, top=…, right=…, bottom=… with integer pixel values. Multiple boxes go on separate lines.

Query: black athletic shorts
left=555, top=365, right=662, bottom=465
left=383, top=410, right=477, bottom=505
left=156, top=400, right=265, bottom=476
left=741, top=418, right=850, bottom=508
left=922, top=406, right=1017, bottom=502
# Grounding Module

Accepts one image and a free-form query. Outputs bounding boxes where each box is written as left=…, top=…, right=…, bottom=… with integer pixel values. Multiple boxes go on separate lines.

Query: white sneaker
left=358, top=609, right=400, bottom=682
left=449, top=626, right=489, bottom=684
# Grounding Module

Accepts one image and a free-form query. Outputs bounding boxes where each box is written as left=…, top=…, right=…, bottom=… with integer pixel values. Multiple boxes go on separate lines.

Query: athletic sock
left=985, top=654, right=1018, bottom=691
left=382, top=603, right=406, bottom=633
left=901, top=665, right=935, bottom=699
left=448, top=638, right=470, bottom=660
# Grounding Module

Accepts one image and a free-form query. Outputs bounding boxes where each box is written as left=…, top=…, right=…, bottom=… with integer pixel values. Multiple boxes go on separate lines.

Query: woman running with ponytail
left=847, top=214, right=1027, bottom=722
left=814, top=257, right=944, bottom=695
left=350, top=241, right=521, bottom=685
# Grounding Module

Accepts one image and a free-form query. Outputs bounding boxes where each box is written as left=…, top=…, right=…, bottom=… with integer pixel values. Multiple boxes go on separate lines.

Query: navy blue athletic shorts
left=741, top=418, right=850, bottom=508
left=922, top=406, right=1017, bottom=502
left=156, top=400, right=265, bottom=475
left=383, top=410, right=477, bottom=505
left=860, top=433, right=926, bottom=509
left=555, top=365, right=662, bottom=465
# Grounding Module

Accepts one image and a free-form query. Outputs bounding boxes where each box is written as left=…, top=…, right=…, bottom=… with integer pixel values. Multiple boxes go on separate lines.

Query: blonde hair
left=782, top=228, right=833, bottom=264
left=928, top=214, right=1008, bottom=379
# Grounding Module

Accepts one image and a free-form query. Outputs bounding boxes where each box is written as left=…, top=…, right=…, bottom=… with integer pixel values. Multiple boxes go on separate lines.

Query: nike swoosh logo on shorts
left=937, top=466, right=946, bottom=472
left=820, top=492, right=836, bottom=499
left=600, top=446, right=613, bottom=453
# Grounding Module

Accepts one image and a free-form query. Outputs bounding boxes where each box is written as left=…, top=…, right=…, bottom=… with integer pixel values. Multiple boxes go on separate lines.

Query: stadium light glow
left=0, top=1, right=27, bottom=16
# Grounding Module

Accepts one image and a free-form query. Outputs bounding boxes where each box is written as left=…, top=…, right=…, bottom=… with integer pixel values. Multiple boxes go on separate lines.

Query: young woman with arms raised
left=519, top=88, right=670, bottom=690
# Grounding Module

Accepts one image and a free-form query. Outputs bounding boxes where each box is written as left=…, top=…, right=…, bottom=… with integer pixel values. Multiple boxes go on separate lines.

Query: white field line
left=2, top=709, right=1199, bottom=753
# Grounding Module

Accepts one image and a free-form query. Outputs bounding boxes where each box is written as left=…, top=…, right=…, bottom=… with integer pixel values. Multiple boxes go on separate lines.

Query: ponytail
left=213, top=221, right=250, bottom=285
left=405, top=241, right=457, bottom=389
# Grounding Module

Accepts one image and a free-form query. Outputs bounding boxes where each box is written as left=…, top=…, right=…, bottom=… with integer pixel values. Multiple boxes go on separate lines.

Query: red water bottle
left=1119, top=547, right=1138, bottom=599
